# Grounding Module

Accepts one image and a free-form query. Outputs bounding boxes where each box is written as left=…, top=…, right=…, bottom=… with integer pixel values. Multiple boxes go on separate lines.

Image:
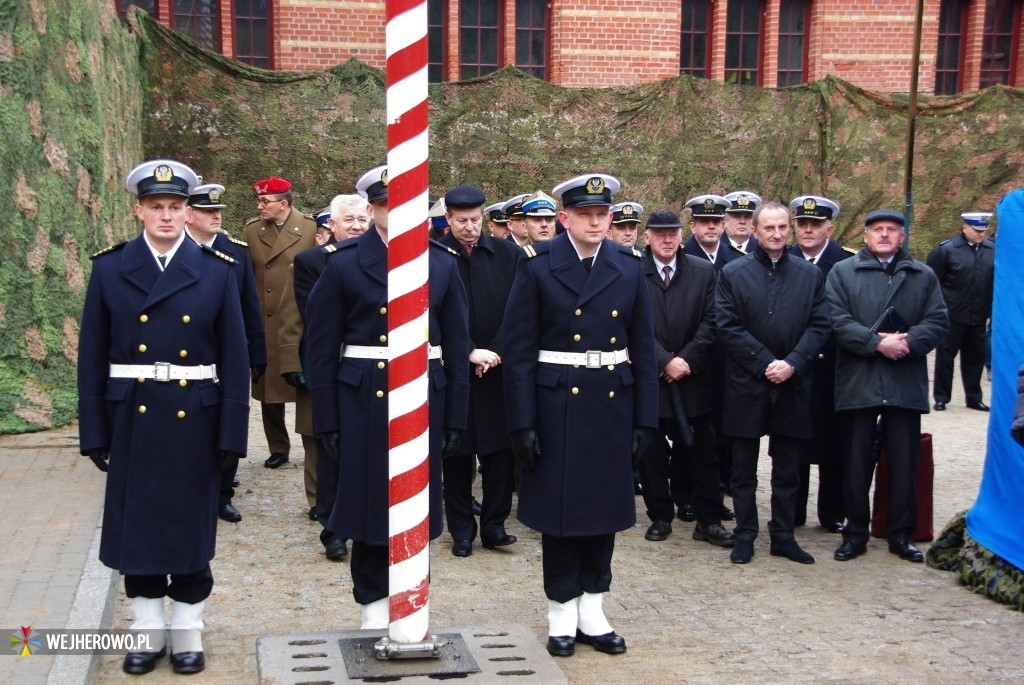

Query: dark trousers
left=315, top=437, right=340, bottom=546
left=730, top=435, right=802, bottom=543
left=261, top=401, right=290, bottom=456
left=219, top=459, right=237, bottom=504
left=933, top=321, right=987, bottom=404
left=443, top=449, right=515, bottom=542
left=840, top=408, right=920, bottom=545
left=350, top=541, right=389, bottom=605
left=795, top=461, right=844, bottom=527
left=124, top=564, right=213, bottom=604
left=641, top=415, right=721, bottom=524
left=541, top=533, right=615, bottom=604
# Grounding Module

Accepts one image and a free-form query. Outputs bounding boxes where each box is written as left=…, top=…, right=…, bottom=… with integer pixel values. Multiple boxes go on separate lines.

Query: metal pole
left=903, top=0, right=926, bottom=242
left=385, top=0, right=431, bottom=645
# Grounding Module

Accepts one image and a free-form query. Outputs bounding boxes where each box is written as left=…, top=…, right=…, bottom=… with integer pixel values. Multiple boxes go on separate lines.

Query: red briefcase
left=870, top=432, right=934, bottom=542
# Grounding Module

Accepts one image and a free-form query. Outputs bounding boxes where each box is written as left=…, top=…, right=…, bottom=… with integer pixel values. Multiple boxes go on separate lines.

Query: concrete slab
left=257, top=624, right=567, bottom=684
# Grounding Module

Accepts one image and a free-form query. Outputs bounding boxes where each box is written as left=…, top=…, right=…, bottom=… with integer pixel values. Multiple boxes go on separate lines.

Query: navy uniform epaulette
left=430, top=238, right=460, bottom=257
left=939, top=238, right=952, bottom=246
left=244, top=216, right=261, bottom=227
left=91, top=242, right=127, bottom=259
left=522, top=241, right=551, bottom=259
left=225, top=234, right=248, bottom=247
left=843, top=245, right=857, bottom=255
left=615, top=243, right=644, bottom=259
left=323, top=238, right=358, bottom=257
left=201, top=245, right=238, bottom=264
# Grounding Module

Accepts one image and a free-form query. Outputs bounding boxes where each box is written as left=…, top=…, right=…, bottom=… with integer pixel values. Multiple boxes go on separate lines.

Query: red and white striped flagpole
left=384, top=0, right=431, bottom=644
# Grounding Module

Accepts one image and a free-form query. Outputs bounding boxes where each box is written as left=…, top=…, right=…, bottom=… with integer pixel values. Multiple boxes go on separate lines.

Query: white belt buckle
left=586, top=351, right=602, bottom=369
left=154, top=362, right=171, bottom=382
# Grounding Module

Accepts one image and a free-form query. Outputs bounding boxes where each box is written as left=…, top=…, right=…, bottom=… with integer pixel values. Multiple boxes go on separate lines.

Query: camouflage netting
left=4, top=5, right=1024, bottom=433
left=0, top=0, right=143, bottom=434
left=926, top=511, right=1024, bottom=611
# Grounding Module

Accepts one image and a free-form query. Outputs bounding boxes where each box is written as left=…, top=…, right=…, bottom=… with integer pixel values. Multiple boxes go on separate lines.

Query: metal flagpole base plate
left=257, top=624, right=567, bottom=684
left=342, top=633, right=475, bottom=677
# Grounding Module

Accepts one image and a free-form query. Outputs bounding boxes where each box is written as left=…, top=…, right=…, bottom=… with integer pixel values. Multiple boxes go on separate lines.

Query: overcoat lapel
left=576, top=240, right=622, bottom=307
left=142, top=238, right=201, bottom=310
left=264, top=208, right=304, bottom=264
left=549, top=234, right=587, bottom=297
left=120, top=235, right=159, bottom=297
left=359, top=229, right=388, bottom=287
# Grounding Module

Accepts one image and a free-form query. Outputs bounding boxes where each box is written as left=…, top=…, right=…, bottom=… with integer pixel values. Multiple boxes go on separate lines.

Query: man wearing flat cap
left=245, top=176, right=318, bottom=470
left=440, top=184, right=522, bottom=557
left=722, top=190, right=762, bottom=255
left=79, top=160, right=249, bottom=674
left=608, top=202, right=644, bottom=247
left=637, top=209, right=734, bottom=548
left=186, top=183, right=266, bottom=525
left=305, top=165, right=469, bottom=629
left=926, top=211, right=995, bottom=411
left=502, top=172, right=657, bottom=658
left=788, top=195, right=854, bottom=535
left=827, top=209, right=948, bottom=565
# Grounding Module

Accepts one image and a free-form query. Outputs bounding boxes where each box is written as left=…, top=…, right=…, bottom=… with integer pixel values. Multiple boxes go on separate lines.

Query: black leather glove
left=510, top=428, right=541, bottom=471
left=631, top=427, right=654, bottom=467
left=219, top=450, right=242, bottom=473
left=441, top=429, right=463, bottom=459
left=84, top=449, right=109, bottom=473
left=282, top=371, right=307, bottom=388
left=250, top=366, right=266, bottom=385
left=320, top=432, right=340, bottom=463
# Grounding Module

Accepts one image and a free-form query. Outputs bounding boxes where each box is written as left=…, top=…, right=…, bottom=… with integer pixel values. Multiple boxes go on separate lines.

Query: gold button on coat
left=379, top=307, right=387, bottom=314
left=179, top=350, right=188, bottom=358
left=179, top=379, right=187, bottom=387
left=137, top=377, right=145, bottom=383
left=379, top=335, right=387, bottom=343
left=609, top=391, right=615, bottom=398
left=139, top=314, right=148, bottom=323
left=377, top=361, right=385, bottom=369
left=573, top=334, right=581, bottom=342
left=138, top=344, right=147, bottom=352
left=138, top=405, right=147, bottom=414
left=571, top=387, right=579, bottom=395
left=376, top=390, right=384, bottom=398
left=611, top=310, right=618, bottom=317
left=609, top=337, right=616, bottom=344
left=182, top=315, right=190, bottom=323
left=177, top=411, right=186, bottom=419
left=574, top=309, right=582, bottom=316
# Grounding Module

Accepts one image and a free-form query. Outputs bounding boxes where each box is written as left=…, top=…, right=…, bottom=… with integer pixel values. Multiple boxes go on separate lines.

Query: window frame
left=169, top=0, right=222, bottom=53
left=979, top=0, right=1022, bottom=88
left=458, top=0, right=504, bottom=80
left=724, top=0, right=766, bottom=87
left=116, top=0, right=158, bottom=20
left=776, top=0, right=809, bottom=87
left=232, top=0, right=274, bottom=70
left=679, top=0, right=713, bottom=78
left=934, top=0, right=969, bottom=95
left=514, top=0, right=550, bottom=80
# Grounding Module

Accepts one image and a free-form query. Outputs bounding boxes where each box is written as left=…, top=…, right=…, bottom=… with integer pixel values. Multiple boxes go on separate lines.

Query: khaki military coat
left=244, top=207, right=317, bottom=402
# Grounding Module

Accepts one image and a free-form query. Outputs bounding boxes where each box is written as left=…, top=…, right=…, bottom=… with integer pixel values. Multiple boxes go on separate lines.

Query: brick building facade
left=120, top=1, right=1024, bottom=94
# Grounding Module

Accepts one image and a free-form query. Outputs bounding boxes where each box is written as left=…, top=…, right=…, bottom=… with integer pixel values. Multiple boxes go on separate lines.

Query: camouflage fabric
left=928, top=511, right=1024, bottom=611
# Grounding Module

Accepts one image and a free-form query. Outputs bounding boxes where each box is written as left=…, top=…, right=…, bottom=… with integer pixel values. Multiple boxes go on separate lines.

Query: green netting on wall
left=0, top=0, right=143, bottom=434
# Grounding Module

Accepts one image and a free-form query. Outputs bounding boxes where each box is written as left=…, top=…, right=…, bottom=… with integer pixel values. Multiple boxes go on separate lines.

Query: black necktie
left=582, top=257, right=594, bottom=272
left=158, top=255, right=167, bottom=270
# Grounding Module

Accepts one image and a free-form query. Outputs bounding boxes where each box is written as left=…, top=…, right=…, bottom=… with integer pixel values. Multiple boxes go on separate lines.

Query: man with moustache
left=788, top=195, right=854, bottom=534
left=186, top=182, right=266, bottom=524
left=721, top=190, right=761, bottom=256
left=502, top=173, right=657, bottom=657
left=440, top=184, right=522, bottom=557
left=716, top=201, right=830, bottom=565
left=828, top=209, right=948, bottom=564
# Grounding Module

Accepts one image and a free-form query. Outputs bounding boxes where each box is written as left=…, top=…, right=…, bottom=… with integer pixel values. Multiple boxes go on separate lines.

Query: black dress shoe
left=730, top=539, right=754, bottom=564
left=676, top=504, right=697, bottom=522
left=888, top=538, right=924, bottom=562
left=933, top=401, right=946, bottom=411
left=575, top=629, right=627, bottom=655
left=471, top=498, right=482, bottom=517
left=644, top=520, right=672, bottom=541
left=823, top=521, right=845, bottom=534
left=481, top=533, right=517, bottom=549
left=770, top=540, right=815, bottom=564
left=452, top=540, right=473, bottom=557
left=308, top=506, right=318, bottom=521
left=720, top=507, right=735, bottom=522
left=967, top=401, right=990, bottom=412
left=692, top=521, right=736, bottom=547
left=546, top=635, right=575, bottom=657
left=264, top=452, right=289, bottom=468
left=170, top=650, right=205, bottom=674
left=122, top=647, right=166, bottom=674
left=834, top=541, right=867, bottom=561
left=325, top=538, right=349, bottom=560
left=218, top=502, right=242, bottom=523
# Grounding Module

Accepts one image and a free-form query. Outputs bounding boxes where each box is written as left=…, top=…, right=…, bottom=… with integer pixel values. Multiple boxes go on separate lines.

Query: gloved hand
left=320, top=432, right=341, bottom=463
left=282, top=371, right=307, bottom=388
left=441, top=429, right=464, bottom=459
left=219, top=451, right=242, bottom=473
left=510, top=428, right=541, bottom=471
left=631, top=427, right=654, bottom=467
left=84, top=449, right=109, bottom=473
left=250, top=366, right=266, bottom=385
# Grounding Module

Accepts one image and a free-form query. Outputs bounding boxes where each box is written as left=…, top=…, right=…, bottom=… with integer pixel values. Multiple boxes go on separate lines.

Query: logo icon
left=380, top=170, right=389, bottom=186
left=11, top=627, right=40, bottom=656
left=586, top=177, right=605, bottom=195
left=803, top=198, right=817, bottom=214
left=208, top=189, right=221, bottom=202
left=623, top=205, right=634, bottom=216
left=154, top=165, right=173, bottom=183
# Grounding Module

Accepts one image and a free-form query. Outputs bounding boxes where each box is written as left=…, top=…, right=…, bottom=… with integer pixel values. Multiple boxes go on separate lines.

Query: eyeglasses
left=256, top=197, right=283, bottom=206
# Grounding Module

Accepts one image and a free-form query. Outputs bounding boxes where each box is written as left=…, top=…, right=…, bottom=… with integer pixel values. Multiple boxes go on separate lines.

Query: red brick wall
left=144, top=0, right=1024, bottom=94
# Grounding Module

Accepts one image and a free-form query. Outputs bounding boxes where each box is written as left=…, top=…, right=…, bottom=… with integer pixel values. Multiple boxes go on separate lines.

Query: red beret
left=252, top=177, right=292, bottom=195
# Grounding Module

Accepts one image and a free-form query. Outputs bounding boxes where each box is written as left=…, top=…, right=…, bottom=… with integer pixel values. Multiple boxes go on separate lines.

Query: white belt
left=343, top=345, right=442, bottom=360
left=110, top=363, right=218, bottom=382
left=538, top=349, right=629, bottom=368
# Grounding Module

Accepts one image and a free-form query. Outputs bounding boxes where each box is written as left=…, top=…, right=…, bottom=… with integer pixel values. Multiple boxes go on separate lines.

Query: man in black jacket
left=638, top=210, right=734, bottom=548
left=926, top=211, right=995, bottom=411
left=716, top=201, right=831, bottom=565
left=440, top=185, right=523, bottom=557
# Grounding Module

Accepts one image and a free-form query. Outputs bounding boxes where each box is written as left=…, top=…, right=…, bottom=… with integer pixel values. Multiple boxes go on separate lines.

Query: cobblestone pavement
left=3, top=373, right=1023, bottom=684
